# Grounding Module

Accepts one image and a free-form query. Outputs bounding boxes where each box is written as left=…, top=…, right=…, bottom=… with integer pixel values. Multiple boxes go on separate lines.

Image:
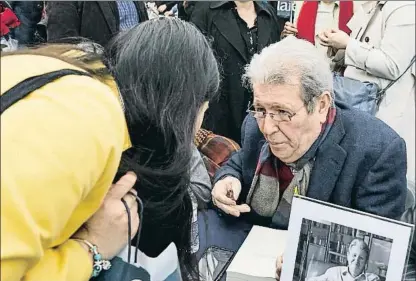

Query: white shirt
left=293, top=1, right=360, bottom=57
left=307, top=266, right=381, bottom=281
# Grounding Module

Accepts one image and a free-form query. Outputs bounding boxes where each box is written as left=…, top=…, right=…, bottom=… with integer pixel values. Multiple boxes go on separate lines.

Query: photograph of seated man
left=293, top=219, right=392, bottom=281
left=307, top=239, right=380, bottom=281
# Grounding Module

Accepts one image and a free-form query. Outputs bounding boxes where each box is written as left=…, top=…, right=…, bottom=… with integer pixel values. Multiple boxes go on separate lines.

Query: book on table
left=225, top=195, right=414, bottom=281
left=226, top=225, right=288, bottom=281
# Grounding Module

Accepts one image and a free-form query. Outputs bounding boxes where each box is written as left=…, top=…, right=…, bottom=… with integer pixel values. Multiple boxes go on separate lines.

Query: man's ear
left=317, top=91, right=332, bottom=123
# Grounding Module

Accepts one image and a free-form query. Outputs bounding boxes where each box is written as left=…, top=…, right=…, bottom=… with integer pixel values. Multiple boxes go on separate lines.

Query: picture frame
left=281, top=195, right=414, bottom=281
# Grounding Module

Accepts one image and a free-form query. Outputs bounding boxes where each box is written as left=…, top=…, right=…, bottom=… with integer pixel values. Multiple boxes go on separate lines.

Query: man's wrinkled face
left=347, top=245, right=368, bottom=277
left=252, top=83, right=329, bottom=163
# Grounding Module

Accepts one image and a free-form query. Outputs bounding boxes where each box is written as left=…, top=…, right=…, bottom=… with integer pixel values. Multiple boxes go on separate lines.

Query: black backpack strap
left=1, top=69, right=91, bottom=114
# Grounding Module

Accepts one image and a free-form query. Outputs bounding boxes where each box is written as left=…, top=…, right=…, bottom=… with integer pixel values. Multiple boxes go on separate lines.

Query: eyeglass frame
left=246, top=101, right=305, bottom=123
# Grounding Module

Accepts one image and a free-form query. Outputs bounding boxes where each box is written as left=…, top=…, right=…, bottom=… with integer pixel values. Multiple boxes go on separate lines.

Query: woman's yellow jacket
left=1, top=54, right=131, bottom=281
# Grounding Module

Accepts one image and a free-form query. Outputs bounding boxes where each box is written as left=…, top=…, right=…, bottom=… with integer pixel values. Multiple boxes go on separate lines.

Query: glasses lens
left=249, top=111, right=260, bottom=118
left=279, top=114, right=290, bottom=122
left=255, top=111, right=264, bottom=119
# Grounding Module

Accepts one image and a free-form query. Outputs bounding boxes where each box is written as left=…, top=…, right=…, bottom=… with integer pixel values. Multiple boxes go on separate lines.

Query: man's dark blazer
left=214, top=105, right=407, bottom=227
left=46, top=1, right=148, bottom=47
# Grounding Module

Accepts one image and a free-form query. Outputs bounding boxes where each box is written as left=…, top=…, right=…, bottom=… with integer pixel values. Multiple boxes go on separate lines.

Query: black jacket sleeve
left=264, top=2, right=283, bottom=44
left=135, top=1, right=149, bottom=22
left=188, top=2, right=210, bottom=35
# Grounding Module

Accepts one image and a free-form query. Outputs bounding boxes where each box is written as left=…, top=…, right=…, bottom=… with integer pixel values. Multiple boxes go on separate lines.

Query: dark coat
left=10, top=1, right=44, bottom=45
left=214, top=105, right=407, bottom=227
left=46, top=1, right=148, bottom=47
left=190, top=1, right=282, bottom=144
left=178, top=1, right=196, bottom=21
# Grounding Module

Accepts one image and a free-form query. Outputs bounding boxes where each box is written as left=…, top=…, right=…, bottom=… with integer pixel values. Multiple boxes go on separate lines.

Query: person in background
left=46, top=1, right=148, bottom=46
left=318, top=1, right=415, bottom=191
left=9, top=1, right=44, bottom=46
left=281, top=0, right=357, bottom=67
left=307, top=239, right=380, bottom=281
left=2, top=17, right=219, bottom=281
left=268, top=0, right=296, bottom=28
left=155, top=1, right=178, bottom=15
left=178, top=1, right=196, bottom=21
left=0, top=2, right=20, bottom=51
left=163, top=3, right=179, bottom=17
left=190, top=1, right=282, bottom=144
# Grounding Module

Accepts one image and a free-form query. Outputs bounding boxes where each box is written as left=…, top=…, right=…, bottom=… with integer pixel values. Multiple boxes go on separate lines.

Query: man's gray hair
left=348, top=238, right=370, bottom=261
left=243, top=36, right=333, bottom=113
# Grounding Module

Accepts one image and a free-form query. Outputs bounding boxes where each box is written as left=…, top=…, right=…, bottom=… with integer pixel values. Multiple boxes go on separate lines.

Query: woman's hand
left=275, top=255, right=283, bottom=280
left=158, top=4, right=167, bottom=13
left=72, top=172, right=139, bottom=260
left=281, top=21, right=298, bottom=39
left=317, top=30, right=331, bottom=47
left=318, top=29, right=351, bottom=49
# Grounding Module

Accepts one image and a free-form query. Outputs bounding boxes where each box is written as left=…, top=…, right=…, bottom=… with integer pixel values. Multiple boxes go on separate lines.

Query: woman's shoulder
left=1, top=54, right=110, bottom=93
left=1, top=53, right=127, bottom=152
left=383, top=1, right=416, bottom=12
left=2, top=54, right=118, bottom=103
left=374, top=1, right=415, bottom=20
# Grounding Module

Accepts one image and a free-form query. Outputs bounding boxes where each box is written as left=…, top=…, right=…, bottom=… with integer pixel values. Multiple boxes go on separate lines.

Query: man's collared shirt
left=116, top=1, right=139, bottom=31
left=308, top=266, right=381, bottom=281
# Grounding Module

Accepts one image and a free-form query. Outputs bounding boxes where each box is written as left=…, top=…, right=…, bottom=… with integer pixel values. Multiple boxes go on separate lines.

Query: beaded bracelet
left=75, top=239, right=111, bottom=277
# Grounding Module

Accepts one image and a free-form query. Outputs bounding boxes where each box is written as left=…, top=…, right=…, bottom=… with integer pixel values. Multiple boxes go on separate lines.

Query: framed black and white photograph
left=281, top=196, right=414, bottom=281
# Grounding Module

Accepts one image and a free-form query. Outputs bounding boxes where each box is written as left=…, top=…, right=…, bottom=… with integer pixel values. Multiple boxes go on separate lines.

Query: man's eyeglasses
left=246, top=102, right=304, bottom=122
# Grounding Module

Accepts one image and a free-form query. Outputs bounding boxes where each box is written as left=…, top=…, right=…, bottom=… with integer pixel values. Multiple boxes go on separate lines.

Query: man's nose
left=262, top=115, right=279, bottom=136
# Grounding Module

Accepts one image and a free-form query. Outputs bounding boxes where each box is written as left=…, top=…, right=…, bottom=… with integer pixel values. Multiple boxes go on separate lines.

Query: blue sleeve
left=355, top=137, right=407, bottom=220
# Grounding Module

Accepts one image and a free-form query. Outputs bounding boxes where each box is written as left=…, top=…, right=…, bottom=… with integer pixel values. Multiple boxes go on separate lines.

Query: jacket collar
left=97, top=2, right=118, bottom=34
left=210, top=1, right=230, bottom=9
left=210, top=1, right=272, bottom=17
left=210, top=1, right=273, bottom=63
left=306, top=107, right=347, bottom=202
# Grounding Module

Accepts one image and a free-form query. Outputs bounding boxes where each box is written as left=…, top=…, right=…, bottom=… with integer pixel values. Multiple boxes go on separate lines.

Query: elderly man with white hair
left=308, top=239, right=379, bottom=281
left=211, top=36, right=407, bottom=230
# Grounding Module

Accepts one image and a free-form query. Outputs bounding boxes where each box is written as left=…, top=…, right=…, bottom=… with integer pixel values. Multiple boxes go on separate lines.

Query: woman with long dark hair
left=1, top=17, right=219, bottom=281
left=107, top=17, right=220, bottom=279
